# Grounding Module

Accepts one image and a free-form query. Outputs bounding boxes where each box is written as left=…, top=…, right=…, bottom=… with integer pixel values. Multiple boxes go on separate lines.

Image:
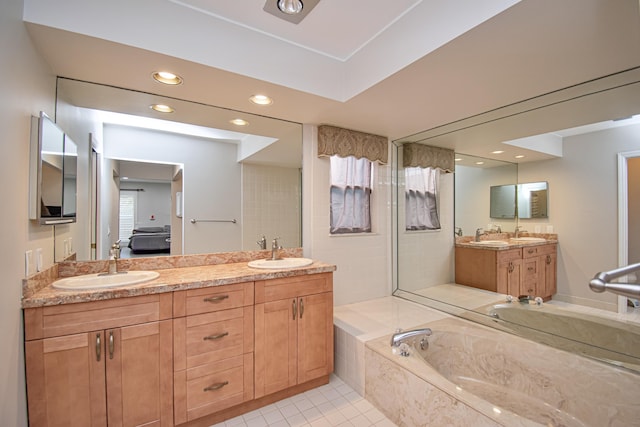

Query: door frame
left=617, top=150, right=640, bottom=313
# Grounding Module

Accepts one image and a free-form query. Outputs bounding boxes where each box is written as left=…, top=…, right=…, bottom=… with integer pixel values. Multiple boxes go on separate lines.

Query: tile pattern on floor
left=210, top=375, right=396, bottom=427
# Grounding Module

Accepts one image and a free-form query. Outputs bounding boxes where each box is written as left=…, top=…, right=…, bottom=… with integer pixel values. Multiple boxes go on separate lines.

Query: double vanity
left=22, top=250, right=335, bottom=427
left=455, top=234, right=558, bottom=300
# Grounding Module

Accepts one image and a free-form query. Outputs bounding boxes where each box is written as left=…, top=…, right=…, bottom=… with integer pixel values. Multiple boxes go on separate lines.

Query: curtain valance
left=318, top=125, right=388, bottom=164
left=402, top=143, right=454, bottom=172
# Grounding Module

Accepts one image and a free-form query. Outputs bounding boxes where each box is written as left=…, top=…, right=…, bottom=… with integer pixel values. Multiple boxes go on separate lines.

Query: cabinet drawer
left=174, top=307, right=254, bottom=370
left=522, top=244, right=556, bottom=258
left=496, top=248, right=522, bottom=264
left=174, top=354, right=253, bottom=423
left=255, top=273, right=333, bottom=303
left=24, top=294, right=173, bottom=340
left=174, top=282, right=254, bottom=317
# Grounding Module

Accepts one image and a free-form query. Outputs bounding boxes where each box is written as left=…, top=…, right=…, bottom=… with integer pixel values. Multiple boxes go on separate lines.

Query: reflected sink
left=468, top=240, right=509, bottom=247
left=52, top=271, right=160, bottom=290
left=510, top=237, right=547, bottom=242
left=248, top=258, right=314, bottom=269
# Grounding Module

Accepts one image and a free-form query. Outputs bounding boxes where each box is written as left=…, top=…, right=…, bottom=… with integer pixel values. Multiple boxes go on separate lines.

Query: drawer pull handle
left=546, top=255, right=552, bottom=264
left=528, top=249, right=535, bottom=254
left=96, top=333, right=101, bottom=362
left=108, top=331, right=115, bottom=360
left=204, top=295, right=229, bottom=303
left=299, top=298, right=304, bottom=319
left=204, top=381, right=229, bottom=392
left=203, top=332, right=229, bottom=341
left=292, top=299, right=297, bottom=320
left=508, top=262, right=514, bottom=273
left=528, top=267, right=534, bottom=271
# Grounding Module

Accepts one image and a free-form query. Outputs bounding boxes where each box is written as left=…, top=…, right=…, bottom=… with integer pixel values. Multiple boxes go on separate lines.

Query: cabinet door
left=254, top=299, right=297, bottom=398
left=543, top=252, right=557, bottom=297
left=106, top=320, right=173, bottom=427
left=497, top=259, right=522, bottom=296
left=297, top=292, right=334, bottom=384
left=521, top=257, right=540, bottom=296
left=25, top=332, right=107, bottom=427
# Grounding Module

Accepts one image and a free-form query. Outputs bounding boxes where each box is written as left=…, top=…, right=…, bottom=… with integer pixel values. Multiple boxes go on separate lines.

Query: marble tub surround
left=366, top=316, right=640, bottom=427
left=21, top=248, right=337, bottom=308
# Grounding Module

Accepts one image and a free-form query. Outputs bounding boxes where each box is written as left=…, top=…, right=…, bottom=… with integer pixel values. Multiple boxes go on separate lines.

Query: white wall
left=519, top=123, right=640, bottom=310
left=0, top=0, right=56, bottom=424
left=120, top=181, right=171, bottom=230
left=242, top=163, right=301, bottom=251
left=303, top=125, right=391, bottom=306
left=104, top=125, right=242, bottom=254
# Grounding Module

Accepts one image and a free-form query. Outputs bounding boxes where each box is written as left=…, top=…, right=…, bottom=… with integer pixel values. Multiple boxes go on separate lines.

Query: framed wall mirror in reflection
left=54, top=78, right=303, bottom=262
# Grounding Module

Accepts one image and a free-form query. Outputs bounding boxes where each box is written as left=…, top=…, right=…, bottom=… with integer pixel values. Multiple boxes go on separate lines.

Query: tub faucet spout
left=390, top=328, right=432, bottom=347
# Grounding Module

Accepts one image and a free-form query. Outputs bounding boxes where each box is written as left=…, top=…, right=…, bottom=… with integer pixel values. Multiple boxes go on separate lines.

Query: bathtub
left=484, top=303, right=640, bottom=371
left=365, top=317, right=640, bottom=427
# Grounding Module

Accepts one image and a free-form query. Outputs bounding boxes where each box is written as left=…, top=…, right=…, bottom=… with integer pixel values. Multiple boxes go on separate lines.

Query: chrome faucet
left=390, top=328, right=432, bottom=348
left=475, top=228, right=486, bottom=242
left=107, top=241, right=121, bottom=275
left=257, top=235, right=267, bottom=250
left=454, top=227, right=463, bottom=237
left=270, top=237, right=282, bottom=260
left=514, top=226, right=527, bottom=238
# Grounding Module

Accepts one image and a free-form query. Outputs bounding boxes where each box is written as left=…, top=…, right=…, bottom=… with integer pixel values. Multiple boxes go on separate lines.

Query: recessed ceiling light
left=515, top=155, right=525, bottom=159
left=249, top=94, right=273, bottom=106
left=150, top=104, right=174, bottom=113
left=152, top=71, right=183, bottom=85
left=454, top=158, right=463, bottom=162
left=475, top=161, right=485, bottom=165
left=492, top=150, right=504, bottom=154
left=278, top=0, right=303, bottom=14
left=121, top=176, right=129, bottom=180
left=230, top=118, right=249, bottom=126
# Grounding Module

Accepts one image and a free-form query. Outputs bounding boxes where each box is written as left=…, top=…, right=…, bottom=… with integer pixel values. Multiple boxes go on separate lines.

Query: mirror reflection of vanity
left=53, top=78, right=303, bottom=262
left=392, top=67, right=640, bottom=372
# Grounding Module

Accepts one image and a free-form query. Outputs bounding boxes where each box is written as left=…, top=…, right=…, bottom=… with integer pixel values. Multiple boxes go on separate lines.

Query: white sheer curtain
left=330, top=155, right=372, bottom=234
left=405, top=166, right=441, bottom=230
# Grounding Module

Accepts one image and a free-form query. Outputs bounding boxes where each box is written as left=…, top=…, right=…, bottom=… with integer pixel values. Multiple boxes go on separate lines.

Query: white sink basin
left=510, top=237, right=547, bottom=242
left=52, top=271, right=160, bottom=290
left=248, top=258, right=314, bottom=269
left=469, top=240, right=509, bottom=247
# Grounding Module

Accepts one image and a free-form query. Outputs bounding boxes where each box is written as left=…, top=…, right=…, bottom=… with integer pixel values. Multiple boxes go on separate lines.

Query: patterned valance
left=318, top=125, right=388, bottom=164
left=402, top=143, right=454, bottom=172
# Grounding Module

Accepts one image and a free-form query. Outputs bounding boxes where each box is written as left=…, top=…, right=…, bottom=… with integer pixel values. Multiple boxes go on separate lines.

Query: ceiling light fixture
left=249, top=94, right=273, bottom=106
left=230, top=118, right=249, bottom=126
left=152, top=71, right=183, bottom=85
left=491, top=150, right=504, bottom=154
left=277, top=0, right=303, bottom=14
left=150, top=104, right=174, bottom=113
left=515, top=155, right=525, bottom=159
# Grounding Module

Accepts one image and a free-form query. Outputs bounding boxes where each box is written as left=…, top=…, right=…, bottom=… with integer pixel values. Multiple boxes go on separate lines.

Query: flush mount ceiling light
left=152, top=71, right=183, bottom=85
left=230, top=118, right=249, bottom=126
left=278, top=0, right=303, bottom=14
left=249, top=94, right=273, bottom=106
left=515, top=155, right=525, bottom=159
left=150, top=104, right=175, bottom=113
left=264, top=0, right=320, bottom=24
left=491, top=150, right=505, bottom=154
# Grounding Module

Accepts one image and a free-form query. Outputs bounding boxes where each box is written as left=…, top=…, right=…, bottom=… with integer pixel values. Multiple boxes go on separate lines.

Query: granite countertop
left=454, top=233, right=558, bottom=251
left=22, top=250, right=336, bottom=308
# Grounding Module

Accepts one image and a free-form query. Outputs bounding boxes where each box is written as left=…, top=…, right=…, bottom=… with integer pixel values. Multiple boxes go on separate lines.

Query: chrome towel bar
left=590, top=263, right=640, bottom=299
left=190, top=218, right=237, bottom=224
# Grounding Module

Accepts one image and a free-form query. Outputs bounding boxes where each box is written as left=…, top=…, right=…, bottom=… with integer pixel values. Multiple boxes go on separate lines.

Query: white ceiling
left=23, top=0, right=640, bottom=162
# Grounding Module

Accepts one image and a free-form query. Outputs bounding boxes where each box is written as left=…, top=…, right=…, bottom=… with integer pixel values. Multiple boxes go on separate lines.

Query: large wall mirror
left=54, top=78, right=302, bottom=262
left=392, top=67, right=640, bottom=372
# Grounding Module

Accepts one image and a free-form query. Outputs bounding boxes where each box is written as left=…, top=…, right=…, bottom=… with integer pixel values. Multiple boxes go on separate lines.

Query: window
left=330, top=155, right=372, bottom=234
left=405, top=166, right=441, bottom=230
left=119, top=192, right=137, bottom=241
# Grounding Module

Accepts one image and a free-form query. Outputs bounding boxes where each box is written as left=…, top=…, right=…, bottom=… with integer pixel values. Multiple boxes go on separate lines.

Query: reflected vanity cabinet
left=23, top=294, right=174, bottom=427
left=455, top=243, right=557, bottom=300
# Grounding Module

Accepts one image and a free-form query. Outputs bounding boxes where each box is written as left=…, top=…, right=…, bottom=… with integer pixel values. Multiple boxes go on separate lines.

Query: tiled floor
left=210, top=375, right=397, bottom=427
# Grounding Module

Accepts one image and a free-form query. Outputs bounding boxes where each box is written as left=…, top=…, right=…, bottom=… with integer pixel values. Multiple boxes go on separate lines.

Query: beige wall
left=0, top=0, right=56, bottom=424
left=519, top=123, right=640, bottom=310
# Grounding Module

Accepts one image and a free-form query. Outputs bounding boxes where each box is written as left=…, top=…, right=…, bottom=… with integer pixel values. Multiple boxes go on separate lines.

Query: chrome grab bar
left=190, top=218, right=237, bottom=224
left=589, top=263, right=640, bottom=299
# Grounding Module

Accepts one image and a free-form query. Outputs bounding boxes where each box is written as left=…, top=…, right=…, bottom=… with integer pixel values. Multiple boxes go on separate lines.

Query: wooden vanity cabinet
left=172, top=282, right=254, bottom=425
left=254, top=273, right=333, bottom=399
left=24, top=294, right=174, bottom=427
left=456, top=243, right=557, bottom=300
